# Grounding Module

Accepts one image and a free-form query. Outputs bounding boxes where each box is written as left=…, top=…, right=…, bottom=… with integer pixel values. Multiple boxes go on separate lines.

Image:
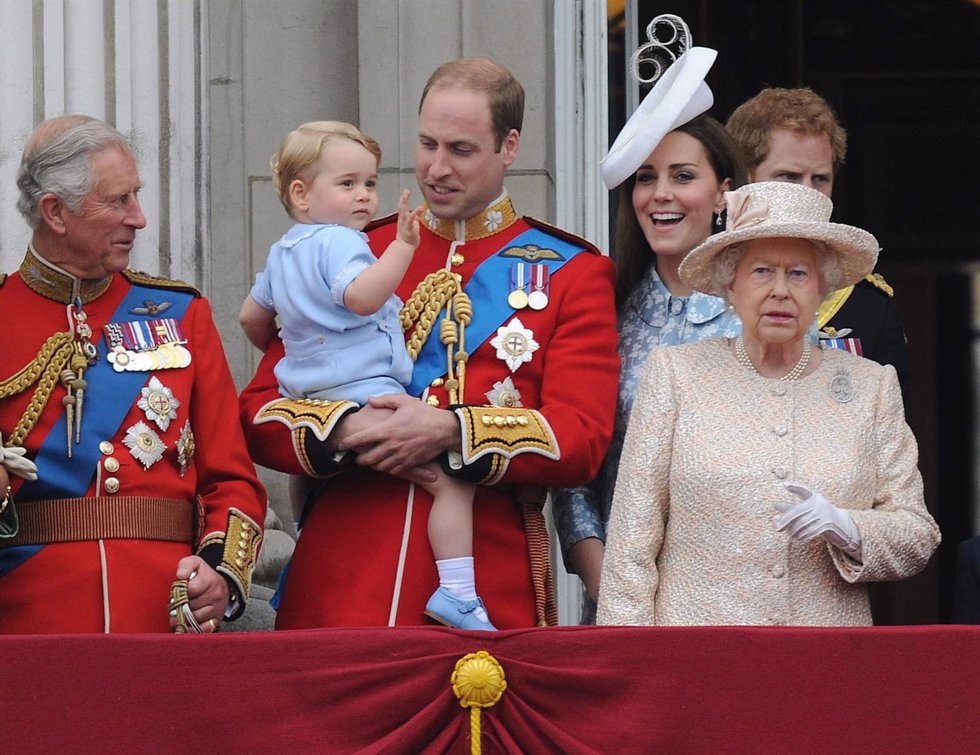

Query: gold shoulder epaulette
left=523, top=216, right=601, bottom=255
left=0, top=273, right=6, bottom=288
left=122, top=269, right=200, bottom=297
left=865, top=273, right=894, bottom=297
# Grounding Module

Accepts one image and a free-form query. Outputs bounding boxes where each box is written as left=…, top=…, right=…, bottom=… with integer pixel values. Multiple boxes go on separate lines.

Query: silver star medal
left=485, top=376, right=524, bottom=408
left=123, top=420, right=167, bottom=469
left=138, top=376, right=180, bottom=431
left=491, top=317, right=539, bottom=372
left=176, top=420, right=195, bottom=477
left=829, top=368, right=854, bottom=404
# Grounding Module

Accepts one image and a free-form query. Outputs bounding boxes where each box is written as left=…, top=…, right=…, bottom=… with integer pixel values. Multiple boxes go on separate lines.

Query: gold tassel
left=451, top=651, right=507, bottom=755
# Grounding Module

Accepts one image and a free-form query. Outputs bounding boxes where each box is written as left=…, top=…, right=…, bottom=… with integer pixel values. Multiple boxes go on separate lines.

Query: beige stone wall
left=207, top=0, right=579, bottom=535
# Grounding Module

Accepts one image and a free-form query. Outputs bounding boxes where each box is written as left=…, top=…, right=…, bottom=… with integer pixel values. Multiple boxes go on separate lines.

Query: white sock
left=436, top=556, right=489, bottom=622
left=437, top=556, right=477, bottom=600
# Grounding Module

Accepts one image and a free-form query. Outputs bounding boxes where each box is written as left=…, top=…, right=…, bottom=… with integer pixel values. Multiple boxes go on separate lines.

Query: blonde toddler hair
left=271, top=121, right=382, bottom=219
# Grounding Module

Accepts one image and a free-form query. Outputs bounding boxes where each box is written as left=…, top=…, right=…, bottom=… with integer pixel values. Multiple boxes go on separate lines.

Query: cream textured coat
left=597, top=339, right=940, bottom=626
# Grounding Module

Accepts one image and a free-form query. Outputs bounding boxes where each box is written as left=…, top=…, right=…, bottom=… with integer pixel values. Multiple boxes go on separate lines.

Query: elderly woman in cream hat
left=597, top=181, right=940, bottom=627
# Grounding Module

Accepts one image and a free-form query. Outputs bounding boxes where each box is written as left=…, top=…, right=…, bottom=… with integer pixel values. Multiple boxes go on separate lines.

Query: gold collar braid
left=421, top=194, right=518, bottom=242
left=20, top=245, right=113, bottom=304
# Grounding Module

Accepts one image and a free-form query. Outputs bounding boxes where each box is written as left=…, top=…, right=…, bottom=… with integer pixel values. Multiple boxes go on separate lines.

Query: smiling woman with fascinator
left=553, top=15, right=746, bottom=624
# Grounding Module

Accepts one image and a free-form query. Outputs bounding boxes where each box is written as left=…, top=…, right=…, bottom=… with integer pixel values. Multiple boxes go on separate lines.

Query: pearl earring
left=714, top=211, right=724, bottom=229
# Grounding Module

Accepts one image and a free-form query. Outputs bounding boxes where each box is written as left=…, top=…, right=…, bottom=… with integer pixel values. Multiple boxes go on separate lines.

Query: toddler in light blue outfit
left=240, top=121, right=494, bottom=630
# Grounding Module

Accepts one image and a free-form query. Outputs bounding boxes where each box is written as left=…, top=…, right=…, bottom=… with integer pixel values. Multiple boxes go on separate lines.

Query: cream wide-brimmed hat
left=599, top=45, right=717, bottom=190
left=678, top=181, right=880, bottom=296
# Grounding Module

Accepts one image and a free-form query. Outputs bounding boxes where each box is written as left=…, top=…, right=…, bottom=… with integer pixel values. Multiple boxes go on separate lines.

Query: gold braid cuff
left=253, top=397, right=359, bottom=441
left=453, top=406, right=560, bottom=483
left=253, top=398, right=359, bottom=477
left=479, top=454, right=508, bottom=486
left=216, top=507, right=263, bottom=609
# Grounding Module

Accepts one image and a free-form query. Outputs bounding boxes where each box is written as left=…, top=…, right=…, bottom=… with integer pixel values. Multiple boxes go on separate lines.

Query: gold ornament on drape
left=451, top=651, right=507, bottom=755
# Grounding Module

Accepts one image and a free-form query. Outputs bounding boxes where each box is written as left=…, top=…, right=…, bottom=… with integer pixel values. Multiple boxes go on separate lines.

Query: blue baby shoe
left=425, top=587, right=497, bottom=631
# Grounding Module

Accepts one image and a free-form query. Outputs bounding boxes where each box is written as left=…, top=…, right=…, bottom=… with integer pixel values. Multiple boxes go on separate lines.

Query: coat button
left=104, top=477, right=120, bottom=494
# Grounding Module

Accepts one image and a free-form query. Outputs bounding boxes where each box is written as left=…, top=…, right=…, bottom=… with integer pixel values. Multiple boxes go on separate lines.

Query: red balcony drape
left=4, top=625, right=978, bottom=754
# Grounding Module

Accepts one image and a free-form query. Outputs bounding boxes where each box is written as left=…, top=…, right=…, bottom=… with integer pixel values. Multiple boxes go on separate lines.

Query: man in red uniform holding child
left=240, top=58, right=619, bottom=629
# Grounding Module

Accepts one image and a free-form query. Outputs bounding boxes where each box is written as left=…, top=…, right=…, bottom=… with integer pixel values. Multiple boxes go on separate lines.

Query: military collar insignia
left=422, top=193, right=519, bottom=241
left=20, top=245, right=112, bottom=304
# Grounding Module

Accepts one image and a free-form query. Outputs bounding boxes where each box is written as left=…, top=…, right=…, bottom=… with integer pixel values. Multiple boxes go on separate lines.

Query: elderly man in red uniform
left=0, top=115, right=266, bottom=634
left=240, top=58, right=618, bottom=629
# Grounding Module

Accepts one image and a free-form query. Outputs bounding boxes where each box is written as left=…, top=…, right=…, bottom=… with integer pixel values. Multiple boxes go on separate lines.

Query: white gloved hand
left=0, top=432, right=39, bottom=481
left=775, top=482, right=862, bottom=561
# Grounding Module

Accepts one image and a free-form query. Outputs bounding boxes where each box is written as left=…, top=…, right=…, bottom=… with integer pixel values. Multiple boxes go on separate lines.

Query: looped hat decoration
left=600, top=14, right=717, bottom=190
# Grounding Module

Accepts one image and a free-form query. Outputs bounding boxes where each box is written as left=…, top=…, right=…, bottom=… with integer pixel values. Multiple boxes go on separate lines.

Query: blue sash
left=407, top=228, right=588, bottom=396
left=1, top=284, right=193, bottom=577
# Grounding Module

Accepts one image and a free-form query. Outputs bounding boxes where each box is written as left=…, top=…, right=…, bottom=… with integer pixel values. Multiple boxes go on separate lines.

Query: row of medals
left=108, top=342, right=192, bottom=372
left=508, top=263, right=549, bottom=311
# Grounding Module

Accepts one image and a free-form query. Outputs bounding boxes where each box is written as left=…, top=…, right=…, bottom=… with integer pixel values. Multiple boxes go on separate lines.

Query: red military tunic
left=0, top=249, right=266, bottom=633
left=240, top=194, right=618, bottom=629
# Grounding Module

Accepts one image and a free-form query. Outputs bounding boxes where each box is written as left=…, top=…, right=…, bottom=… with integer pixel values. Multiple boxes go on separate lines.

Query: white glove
left=0, top=432, right=39, bottom=481
left=775, top=482, right=862, bottom=561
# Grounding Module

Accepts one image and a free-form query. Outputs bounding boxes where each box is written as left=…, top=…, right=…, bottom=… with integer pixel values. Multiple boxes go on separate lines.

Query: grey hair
left=713, top=245, right=744, bottom=296
left=713, top=239, right=845, bottom=302
left=16, top=115, right=132, bottom=229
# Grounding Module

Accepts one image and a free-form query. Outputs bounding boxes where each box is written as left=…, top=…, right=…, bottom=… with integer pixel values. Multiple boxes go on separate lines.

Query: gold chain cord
left=400, top=270, right=472, bottom=405
left=0, top=331, right=75, bottom=447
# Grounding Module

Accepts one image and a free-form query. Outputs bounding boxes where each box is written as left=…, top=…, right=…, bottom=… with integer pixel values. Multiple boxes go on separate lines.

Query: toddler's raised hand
left=396, top=189, right=423, bottom=249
